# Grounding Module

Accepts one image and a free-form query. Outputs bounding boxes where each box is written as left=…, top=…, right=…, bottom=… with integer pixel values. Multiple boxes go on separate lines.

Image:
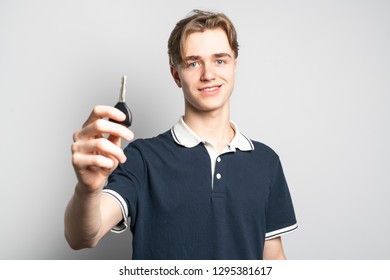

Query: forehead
left=183, top=28, right=233, bottom=57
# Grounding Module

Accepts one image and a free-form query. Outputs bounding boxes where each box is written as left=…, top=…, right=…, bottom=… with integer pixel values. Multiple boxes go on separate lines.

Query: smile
left=199, top=85, right=222, bottom=93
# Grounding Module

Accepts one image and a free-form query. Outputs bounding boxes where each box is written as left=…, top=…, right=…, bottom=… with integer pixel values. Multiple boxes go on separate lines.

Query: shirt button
left=217, top=157, right=221, bottom=162
left=216, top=173, right=222, bottom=180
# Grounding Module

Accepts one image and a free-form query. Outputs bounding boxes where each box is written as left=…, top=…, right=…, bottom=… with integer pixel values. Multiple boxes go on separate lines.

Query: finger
left=72, top=152, right=117, bottom=170
left=77, top=118, right=134, bottom=142
left=83, top=105, right=126, bottom=128
left=72, top=138, right=127, bottom=164
left=107, top=133, right=122, bottom=147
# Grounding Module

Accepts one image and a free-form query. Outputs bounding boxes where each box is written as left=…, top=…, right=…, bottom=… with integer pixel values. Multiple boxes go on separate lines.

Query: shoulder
left=124, top=130, right=175, bottom=153
left=132, top=130, right=172, bottom=145
left=250, top=139, right=280, bottom=161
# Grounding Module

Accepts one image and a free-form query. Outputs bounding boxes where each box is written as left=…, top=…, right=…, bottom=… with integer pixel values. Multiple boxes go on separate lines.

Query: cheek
left=180, top=73, right=197, bottom=88
left=221, top=69, right=236, bottom=83
left=219, top=64, right=236, bottom=77
left=180, top=80, right=194, bottom=97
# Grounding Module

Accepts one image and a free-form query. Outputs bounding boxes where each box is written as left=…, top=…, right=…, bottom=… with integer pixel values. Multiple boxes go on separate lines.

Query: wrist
left=75, top=182, right=102, bottom=198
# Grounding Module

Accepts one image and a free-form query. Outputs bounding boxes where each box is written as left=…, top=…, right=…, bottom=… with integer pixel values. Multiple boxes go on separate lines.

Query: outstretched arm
left=64, top=105, right=133, bottom=249
left=263, top=237, right=287, bottom=260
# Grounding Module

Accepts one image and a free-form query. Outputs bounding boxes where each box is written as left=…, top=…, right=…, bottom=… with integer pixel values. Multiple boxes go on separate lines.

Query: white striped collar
left=171, top=117, right=254, bottom=151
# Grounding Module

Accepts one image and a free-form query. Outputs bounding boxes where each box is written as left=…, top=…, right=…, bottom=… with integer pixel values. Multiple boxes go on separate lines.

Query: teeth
left=202, top=86, right=218, bottom=92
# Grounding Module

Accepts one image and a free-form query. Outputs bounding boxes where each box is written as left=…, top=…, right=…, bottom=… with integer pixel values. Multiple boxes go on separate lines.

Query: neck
left=183, top=106, right=234, bottom=152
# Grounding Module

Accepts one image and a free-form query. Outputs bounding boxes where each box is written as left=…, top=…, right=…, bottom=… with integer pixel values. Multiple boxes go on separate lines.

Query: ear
left=170, top=65, right=182, bottom=88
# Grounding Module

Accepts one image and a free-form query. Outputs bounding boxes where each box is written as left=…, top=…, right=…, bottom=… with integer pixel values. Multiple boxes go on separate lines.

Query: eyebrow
left=184, top=53, right=233, bottom=61
left=214, top=53, right=233, bottom=59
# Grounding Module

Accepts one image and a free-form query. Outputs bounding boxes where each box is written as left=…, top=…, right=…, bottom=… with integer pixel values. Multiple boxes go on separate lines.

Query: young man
left=65, top=9, right=297, bottom=260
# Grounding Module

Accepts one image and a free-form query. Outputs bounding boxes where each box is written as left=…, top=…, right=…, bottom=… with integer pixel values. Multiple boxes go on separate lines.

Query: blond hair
left=168, top=9, right=239, bottom=66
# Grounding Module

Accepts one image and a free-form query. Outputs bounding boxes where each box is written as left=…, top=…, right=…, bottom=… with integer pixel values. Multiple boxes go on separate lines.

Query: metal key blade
left=109, top=75, right=132, bottom=127
left=119, top=75, right=126, bottom=102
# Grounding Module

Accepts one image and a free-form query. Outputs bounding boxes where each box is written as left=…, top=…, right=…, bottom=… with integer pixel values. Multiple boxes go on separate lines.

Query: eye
left=216, top=59, right=225, bottom=65
left=187, top=61, right=200, bottom=68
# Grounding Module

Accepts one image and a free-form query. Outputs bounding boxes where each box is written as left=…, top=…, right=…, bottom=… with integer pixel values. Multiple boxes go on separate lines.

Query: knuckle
left=71, top=142, right=78, bottom=154
left=90, top=155, right=99, bottom=166
left=73, top=130, right=80, bottom=142
left=92, top=105, right=100, bottom=115
left=92, top=155, right=111, bottom=168
left=93, top=119, right=105, bottom=131
left=95, top=138, right=106, bottom=151
left=71, top=153, right=80, bottom=166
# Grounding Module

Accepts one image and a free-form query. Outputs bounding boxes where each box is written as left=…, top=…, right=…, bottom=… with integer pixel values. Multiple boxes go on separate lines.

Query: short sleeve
left=265, top=158, right=298, bottom=240
left=103, top=142, right=146, bottom=232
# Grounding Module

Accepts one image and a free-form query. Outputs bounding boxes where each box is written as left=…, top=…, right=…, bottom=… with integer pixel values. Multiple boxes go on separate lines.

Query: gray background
left=1, top=0, right=389, bottom=260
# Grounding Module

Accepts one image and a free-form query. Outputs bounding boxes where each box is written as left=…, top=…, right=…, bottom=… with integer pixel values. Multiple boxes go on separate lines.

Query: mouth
left=199, top=85, right=222, bottom=94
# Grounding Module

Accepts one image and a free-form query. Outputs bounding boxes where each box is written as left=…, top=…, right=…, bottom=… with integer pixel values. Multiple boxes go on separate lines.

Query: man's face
left=171, top=28, right=237, bottom=114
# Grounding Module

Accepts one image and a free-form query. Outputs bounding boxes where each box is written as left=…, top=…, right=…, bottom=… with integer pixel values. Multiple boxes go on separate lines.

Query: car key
left=109, top=75, right=132, bottom=127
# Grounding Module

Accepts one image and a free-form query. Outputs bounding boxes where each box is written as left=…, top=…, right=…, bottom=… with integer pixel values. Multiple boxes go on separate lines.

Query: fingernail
left=125, top=130, right=134, bottom=141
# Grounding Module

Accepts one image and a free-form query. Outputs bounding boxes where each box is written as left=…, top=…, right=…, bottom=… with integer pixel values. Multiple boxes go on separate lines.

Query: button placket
left=215, top=156, right=222, bottom=180
left=212, top=154, right=226, bottom=195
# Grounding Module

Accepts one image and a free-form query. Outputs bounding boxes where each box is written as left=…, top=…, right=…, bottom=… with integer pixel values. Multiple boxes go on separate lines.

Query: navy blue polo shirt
left=103, top=117, right=297, bottom=259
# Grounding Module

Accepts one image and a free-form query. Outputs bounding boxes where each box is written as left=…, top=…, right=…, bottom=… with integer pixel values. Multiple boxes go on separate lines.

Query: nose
left=200, top=63, right=216, bottom=81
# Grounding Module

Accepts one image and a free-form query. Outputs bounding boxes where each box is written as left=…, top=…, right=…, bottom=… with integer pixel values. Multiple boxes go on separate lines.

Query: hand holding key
left=71, top=77, right=134, bottom=194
